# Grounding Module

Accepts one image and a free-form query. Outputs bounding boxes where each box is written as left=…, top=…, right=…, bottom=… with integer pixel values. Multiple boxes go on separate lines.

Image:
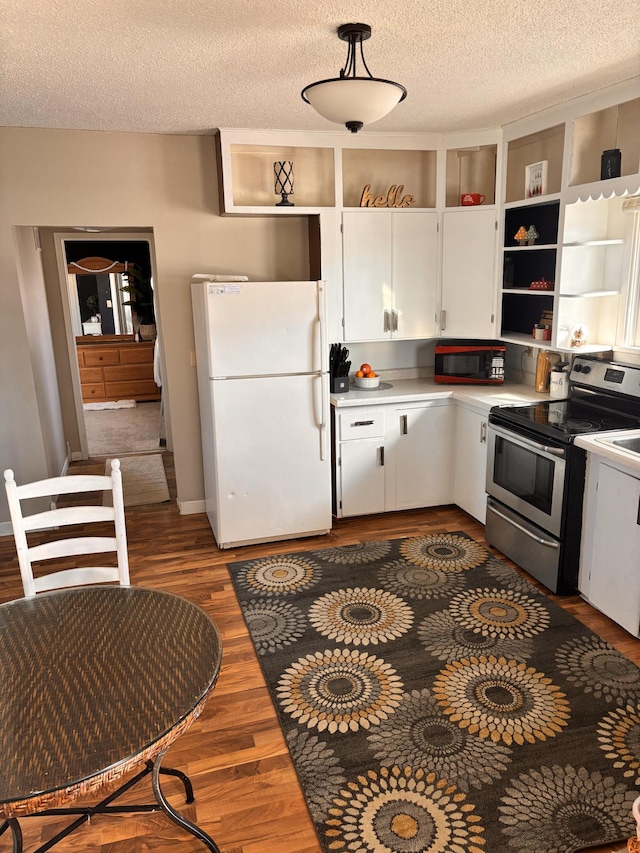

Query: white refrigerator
left=191, top=277, right=331, bottom=549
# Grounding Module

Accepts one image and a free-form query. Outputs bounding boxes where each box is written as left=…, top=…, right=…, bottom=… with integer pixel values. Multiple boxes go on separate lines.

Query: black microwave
left=434, top=340, right=506, bottom=385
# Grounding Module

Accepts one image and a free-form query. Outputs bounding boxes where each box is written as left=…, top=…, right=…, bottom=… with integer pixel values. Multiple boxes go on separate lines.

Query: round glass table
left=0, top=585, right=223, bottom=852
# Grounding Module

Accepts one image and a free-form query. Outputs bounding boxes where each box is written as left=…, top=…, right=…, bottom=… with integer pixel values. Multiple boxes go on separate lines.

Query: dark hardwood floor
left=0, top=452, right=636, bottom=852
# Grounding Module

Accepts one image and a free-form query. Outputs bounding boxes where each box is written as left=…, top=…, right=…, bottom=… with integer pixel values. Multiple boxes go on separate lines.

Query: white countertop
left=575, top=429, right=640, bottom=476
left=331, top=379, right=550, bottom=413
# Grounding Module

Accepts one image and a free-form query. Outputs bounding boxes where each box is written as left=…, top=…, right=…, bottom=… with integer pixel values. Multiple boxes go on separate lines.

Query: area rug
left=228, top=532, right=640, bottom=853
left=104, top=454, right=169, bottom=507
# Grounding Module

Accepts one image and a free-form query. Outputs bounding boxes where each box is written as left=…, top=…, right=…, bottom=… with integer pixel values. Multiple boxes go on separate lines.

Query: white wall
left=0, top=127, right=311, bottom=521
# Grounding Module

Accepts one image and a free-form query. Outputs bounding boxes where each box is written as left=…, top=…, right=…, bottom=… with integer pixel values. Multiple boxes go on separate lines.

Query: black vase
left=601, top=149, right=622, bottom=180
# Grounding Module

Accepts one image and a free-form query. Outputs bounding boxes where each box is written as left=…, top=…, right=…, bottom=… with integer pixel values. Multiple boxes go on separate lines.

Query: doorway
left=54, top=233, right=166, bottom=460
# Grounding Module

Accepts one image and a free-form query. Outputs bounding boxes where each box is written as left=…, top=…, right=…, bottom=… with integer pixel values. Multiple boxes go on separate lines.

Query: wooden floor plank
left=0, top=452, right=635, bottom=852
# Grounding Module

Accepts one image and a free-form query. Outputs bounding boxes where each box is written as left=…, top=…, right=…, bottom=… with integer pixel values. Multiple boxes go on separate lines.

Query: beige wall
left=13, top=227, right=67, bottom=479
left=0, top=127, right=311, bottom=521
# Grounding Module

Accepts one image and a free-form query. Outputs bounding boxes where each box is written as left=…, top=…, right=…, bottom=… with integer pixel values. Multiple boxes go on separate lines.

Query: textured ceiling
left=1, top=0, right=639, bottom=136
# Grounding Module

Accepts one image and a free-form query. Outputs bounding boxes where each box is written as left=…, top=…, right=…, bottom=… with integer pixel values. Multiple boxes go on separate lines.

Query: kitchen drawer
left=81, top=383, right=106, bottom=401
left=79, top=367, right=103, bottom=384
left=338, top=409, right=384, bottom=440
left=83, top=349, right=121, bottom=367
left=103, top=364, right=154, bottom=382
left=104, top=379, right=160, bottom=400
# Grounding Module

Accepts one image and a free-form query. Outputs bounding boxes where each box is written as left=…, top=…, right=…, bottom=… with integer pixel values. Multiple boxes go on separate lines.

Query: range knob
left=582, top=365, right=591, bottom=374
left=574, top=363, right=583, bottom=372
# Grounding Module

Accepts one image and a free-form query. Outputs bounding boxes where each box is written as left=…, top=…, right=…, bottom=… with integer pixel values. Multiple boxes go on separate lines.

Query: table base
left=0, top=750, right=220, bottom=853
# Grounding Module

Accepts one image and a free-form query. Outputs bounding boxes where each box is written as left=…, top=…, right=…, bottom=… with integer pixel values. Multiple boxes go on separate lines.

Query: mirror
left=64, top=241, right=154, bottom=339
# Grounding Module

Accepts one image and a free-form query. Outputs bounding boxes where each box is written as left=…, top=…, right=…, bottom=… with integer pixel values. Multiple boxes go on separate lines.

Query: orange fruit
left=355, top=369, right=364, bottom=378
left=360, top=363, right=371, bottom=375
left=368, top=371, right=377, bottom=378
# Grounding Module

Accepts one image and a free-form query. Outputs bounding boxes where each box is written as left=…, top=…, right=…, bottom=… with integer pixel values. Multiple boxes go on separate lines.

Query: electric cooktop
left=492, top=399, right=640, bottom=442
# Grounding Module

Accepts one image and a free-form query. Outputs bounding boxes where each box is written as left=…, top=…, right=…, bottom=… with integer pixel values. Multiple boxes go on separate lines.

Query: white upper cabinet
left=215, top=82, right=639, bottom=349
left=441, top=208, right=497, bottom=338
left=342, top=210, right=438, bottom=342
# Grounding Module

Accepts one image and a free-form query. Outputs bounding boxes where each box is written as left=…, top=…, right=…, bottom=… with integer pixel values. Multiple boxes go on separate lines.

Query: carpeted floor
left=105, top=454, right=170, bottom=507
left=228, top=532, right=640, bottom=853
left=85, top=401, right=162, bottom=457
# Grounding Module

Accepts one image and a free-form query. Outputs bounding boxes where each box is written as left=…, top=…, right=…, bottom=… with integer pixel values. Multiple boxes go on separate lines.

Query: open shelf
left=560, top=195, right=628, bottom=298
left=503, top=288, right=555, bottom=295
left=559, top=291, right=620, bottom=298
left=563, top=239, right=623, bottom=247
left=445, top=144, right=497, bottom=207
left=505, top=125, right=565, bottom=203
left=570, top=97, right=640, bottom=187
left=228, top=143, right=335, bottom=208
left=342, top=148, right=437, bottom=208
left=500, top=331, right=613, bottom=354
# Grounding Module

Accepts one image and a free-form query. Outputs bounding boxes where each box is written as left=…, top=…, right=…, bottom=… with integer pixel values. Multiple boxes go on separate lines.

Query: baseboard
left=70, top=451, right=83, bottom=461
left=178, top=499, right=206, bottom=515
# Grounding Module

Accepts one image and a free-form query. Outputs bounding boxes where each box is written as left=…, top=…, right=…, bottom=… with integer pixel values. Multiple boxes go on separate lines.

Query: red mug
left=461, top=193, right=486, bottom=206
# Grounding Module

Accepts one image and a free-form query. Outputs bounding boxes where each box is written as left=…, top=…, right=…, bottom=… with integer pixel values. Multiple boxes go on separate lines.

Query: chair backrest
left=3, top=459, right=130, bottom=598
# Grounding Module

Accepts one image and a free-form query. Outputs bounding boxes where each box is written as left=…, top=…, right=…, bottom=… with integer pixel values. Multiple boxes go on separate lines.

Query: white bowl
left=355, top=374, right=380, bottom=389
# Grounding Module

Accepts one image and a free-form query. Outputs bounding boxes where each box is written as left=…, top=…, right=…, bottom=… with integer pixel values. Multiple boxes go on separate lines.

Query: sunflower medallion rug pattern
left=227, top=533, right=640, bottom=853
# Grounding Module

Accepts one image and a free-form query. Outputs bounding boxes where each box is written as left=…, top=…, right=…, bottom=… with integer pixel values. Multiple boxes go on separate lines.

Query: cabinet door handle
left=379, top=446, right=385, bottom=466
left=440, top=309, right=447, bottom=331
left=400, top=414, right=408, bottom=435
left=353, top=420, right=374, bottom=427
left=383, top=310, right=390, bottom=332
left=392, top=310, right=398, bottom=332
left=480, top=421, right=487, bottom=443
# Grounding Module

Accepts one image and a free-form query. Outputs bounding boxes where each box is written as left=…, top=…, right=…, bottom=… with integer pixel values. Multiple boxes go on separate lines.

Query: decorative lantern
left=274, top=161, right=294, bottom=207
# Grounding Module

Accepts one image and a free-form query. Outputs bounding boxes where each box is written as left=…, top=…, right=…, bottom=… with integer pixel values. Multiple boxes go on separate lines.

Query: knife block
left=330, top=376, right=349, bottom=393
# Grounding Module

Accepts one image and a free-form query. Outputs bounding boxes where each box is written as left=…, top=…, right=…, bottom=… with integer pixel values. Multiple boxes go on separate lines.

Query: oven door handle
left=490, top=423, right=566, bottom=458
left=488, top=500, right=560, bottom=549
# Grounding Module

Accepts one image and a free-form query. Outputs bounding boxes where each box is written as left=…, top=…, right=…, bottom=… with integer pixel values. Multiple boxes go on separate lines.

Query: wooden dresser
left=76, top=335, right=161, bottom=403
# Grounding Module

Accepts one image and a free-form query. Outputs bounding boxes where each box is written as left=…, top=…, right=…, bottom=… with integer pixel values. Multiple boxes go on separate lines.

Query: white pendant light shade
left=302, top=23, right=407, bottom=133
left=302, top=78, right=406, bottom=127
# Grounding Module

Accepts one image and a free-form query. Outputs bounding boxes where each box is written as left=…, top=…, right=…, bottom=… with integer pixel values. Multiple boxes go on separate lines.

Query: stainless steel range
left=485, top=355, right=640, bottom=594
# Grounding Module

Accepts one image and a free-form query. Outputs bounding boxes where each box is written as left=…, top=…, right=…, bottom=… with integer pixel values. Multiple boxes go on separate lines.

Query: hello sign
left=360, top=184, right=416, bottom=208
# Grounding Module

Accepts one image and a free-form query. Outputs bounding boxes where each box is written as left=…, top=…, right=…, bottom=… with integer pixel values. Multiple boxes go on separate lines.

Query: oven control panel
left=571, top=356, right=640, bottom=400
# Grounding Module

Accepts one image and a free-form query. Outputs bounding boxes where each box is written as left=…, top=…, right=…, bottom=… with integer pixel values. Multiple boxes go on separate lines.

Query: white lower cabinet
left=333, top=400, right=455, bottom=518
left=334, top=408, right=386, bottom=518
left=579, top=458, right=640, bottom=638
left=387, top=402, right=455, bottom=510
left=340, top=440, right=386, bottom=517
left=454, top=405, right=488, bottom=523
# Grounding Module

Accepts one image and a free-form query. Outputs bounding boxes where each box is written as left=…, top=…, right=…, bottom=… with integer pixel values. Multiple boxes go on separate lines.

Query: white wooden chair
left=3, top=459, right=130, bottom=598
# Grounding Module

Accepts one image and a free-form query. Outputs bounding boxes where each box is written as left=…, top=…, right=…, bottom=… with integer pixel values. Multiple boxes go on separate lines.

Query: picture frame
left=525, top=160, right=548, bottom=198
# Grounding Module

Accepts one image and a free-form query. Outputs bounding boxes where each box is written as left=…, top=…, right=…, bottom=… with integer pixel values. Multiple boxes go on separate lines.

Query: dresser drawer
left=104, top=379, right=160, bottom=400
left=119, top=343, right=155, bottom=364
left=102, top=364, right=154, bottom=382
left=83, top=349, right=120, bottom=367
left=338, top=409, right=385, bottom=440
left=79, top=367, right=103, bottom=384
left=81, top=383, right=106, bottom=401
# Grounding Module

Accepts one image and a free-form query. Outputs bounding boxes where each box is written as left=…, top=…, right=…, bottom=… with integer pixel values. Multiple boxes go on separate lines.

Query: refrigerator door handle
left=320, top=372, right=329, bottom=461
left=318, top=281, right=328, bottom=376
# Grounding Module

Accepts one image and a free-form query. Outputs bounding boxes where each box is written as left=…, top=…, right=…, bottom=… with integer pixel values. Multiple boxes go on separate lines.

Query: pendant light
left=301, top=23, right=407, bottom=133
